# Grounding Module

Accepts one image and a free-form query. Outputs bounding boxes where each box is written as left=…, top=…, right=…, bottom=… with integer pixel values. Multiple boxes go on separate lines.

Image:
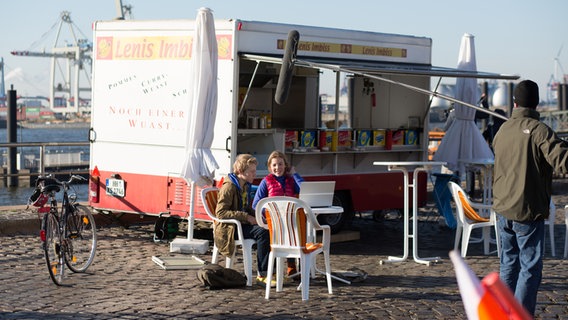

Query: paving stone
left=1, top=182, right=568, bottom=319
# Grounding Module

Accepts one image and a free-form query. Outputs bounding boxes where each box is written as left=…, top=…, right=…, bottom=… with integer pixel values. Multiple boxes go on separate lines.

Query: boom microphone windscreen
left=275, top=30, right=300, bottom=105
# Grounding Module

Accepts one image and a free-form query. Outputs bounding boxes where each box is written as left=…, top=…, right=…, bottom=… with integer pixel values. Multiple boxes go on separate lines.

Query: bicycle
left=28, top=174, right=97, bottom=286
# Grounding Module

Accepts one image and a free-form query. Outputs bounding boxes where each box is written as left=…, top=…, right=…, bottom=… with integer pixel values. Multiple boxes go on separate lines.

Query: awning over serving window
left=240, top=53, right=519, bottom=80
left=240, top=53, right=519, bottom=119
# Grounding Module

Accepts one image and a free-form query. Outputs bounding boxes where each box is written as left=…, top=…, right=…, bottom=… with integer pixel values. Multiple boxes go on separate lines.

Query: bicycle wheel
left=64, top=204, right=97, bottom=273
left=42, top=212, right=65, bottom=285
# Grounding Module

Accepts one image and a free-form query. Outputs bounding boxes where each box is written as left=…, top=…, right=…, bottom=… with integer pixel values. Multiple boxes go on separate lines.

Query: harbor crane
left=115, top=0, right=133, bottom=20
left=546, top=44, right=567, bottom=105
left=11, top=11, right=92, bottom=117
left=0, top=57, right=5, bottom=101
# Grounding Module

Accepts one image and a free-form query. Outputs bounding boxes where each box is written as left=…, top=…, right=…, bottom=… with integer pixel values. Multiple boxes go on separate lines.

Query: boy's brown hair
left=233, top=154, right=258, bottom=174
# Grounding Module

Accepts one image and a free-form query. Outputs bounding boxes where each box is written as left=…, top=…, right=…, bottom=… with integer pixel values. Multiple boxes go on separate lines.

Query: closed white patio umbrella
left=434, top=34, right=493, bottom=175
left=180, top=7, right=219, bottom=241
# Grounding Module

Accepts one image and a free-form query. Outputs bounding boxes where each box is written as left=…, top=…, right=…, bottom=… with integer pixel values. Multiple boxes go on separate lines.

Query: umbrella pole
left=169, top=180, right=208, bottom=254
left=187, top=181, right=196, bottom=240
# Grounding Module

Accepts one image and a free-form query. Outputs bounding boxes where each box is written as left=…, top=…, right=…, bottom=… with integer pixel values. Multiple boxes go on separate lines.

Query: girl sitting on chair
left=252, top=151, right=304, bottom=279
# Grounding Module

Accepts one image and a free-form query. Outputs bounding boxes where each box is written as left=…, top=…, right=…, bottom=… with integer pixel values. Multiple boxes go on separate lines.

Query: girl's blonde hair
left=267, top=151, right=290, bottom=172
left=233, top=154, right=258, bottom=174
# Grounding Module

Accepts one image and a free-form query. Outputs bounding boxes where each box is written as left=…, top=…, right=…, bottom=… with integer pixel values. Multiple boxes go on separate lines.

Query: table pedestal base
left=373, top=161, right=446, bottom=266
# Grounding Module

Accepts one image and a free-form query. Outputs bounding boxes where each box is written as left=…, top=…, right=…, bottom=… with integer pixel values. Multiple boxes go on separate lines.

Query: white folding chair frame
left=564, top=204, right=568, bottom=259
left=255, top=196, right=332, bottom=301
left=201, top=187, right=255, bottom=286
left=449, top=182, right=500, bottom=258
left=544, top=200, right=556, bottom=257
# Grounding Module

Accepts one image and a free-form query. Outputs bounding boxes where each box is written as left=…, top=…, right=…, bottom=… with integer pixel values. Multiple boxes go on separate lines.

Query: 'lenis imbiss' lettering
left=115, top=39, right=154, bottom=59
left=112, top=37, right=192, bottom=59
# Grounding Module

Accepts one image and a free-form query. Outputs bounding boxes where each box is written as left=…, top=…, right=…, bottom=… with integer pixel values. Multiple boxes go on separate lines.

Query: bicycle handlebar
left=39, top=174, right=87, bottom=186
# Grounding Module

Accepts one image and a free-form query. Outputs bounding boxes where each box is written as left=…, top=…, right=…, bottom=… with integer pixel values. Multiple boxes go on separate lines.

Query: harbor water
left=0, top=127, right=89, bottom=206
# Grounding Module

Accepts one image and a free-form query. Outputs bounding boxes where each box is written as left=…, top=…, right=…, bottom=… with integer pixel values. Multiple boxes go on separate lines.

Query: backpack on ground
left=197, top=264, right=246, bottom=290
left=153, top=215, right=180, bottom=242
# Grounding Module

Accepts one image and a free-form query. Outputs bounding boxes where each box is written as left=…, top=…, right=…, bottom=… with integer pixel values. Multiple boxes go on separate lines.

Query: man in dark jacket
left=493, top=80, right=568, bottom=315
left=482, top=108, right=507, bottom=149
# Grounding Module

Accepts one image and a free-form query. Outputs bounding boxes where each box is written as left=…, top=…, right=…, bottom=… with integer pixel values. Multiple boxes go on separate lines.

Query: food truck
left=89, top=18, right=517, bottom=233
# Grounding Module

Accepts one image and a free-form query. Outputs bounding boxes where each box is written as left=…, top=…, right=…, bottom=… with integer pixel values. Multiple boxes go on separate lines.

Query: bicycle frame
left=35, top=174, right=96, bottom=286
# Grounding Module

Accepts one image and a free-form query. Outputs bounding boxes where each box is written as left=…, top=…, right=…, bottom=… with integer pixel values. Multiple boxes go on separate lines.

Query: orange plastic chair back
left=264, top=201, right=322, bottom=254
left=458, top=190, right=489, bottom=222
left=203, top=188, right=219, bottom=217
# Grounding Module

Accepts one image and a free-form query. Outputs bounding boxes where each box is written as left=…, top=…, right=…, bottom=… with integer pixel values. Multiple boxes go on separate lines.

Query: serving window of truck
left=89, top=18, right=517, bottom=233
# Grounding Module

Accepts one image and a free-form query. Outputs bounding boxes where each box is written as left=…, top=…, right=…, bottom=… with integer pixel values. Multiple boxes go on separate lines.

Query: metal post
left=560, top=84, right=568, bottom=111
left=7, top=85, right=17, bottom=187
left=480, top=81, right=489, bottom=131
left=39, top=146, right=45, bottom=175
left=115, top=0, right=125, bottom=20
left=507, top=82, right=515, bottom=115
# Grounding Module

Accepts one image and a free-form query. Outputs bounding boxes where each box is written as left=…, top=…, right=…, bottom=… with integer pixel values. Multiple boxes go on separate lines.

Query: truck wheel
left=317, top=191, right=352, bottom=234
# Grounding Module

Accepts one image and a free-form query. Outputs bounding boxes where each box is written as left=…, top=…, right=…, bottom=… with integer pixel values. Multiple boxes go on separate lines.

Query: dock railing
left=540, top=110, right=568, bottom=138
left=0, top=141, right=89, bottom=186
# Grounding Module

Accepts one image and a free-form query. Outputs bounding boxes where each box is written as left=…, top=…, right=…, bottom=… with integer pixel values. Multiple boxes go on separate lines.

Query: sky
left=1, top=0, right=567, bottom=103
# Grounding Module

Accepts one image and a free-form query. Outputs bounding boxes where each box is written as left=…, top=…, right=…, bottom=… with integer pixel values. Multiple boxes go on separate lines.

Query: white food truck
left=89, top=18, right=517, bottom=233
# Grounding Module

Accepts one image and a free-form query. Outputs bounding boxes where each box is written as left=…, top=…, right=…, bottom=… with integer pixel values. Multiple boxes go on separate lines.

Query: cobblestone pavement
left=1, top=183, right=568, bottom=319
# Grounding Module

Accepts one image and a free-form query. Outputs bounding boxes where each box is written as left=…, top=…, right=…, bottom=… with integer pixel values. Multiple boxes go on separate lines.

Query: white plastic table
left=305, top=206, right=344, bottom=243
left=373, top=161, right=446, bottom=266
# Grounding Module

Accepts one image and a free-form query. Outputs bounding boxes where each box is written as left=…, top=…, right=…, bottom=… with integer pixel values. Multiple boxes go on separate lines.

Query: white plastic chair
left=545, top=200, right=556, bottom=257
left=201, top=187, right=255, bottom=286
left=255, top=196, right=333, bottom=301
left=449, top=182, right=500, bottom=258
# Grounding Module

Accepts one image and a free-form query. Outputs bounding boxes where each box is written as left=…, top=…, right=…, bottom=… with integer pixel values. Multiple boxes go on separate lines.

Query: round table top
left=458, top=158, right=494, bottom=165
left=373, top=161, right=447, bottom=167
left=311, top=206, right=344, bottom=214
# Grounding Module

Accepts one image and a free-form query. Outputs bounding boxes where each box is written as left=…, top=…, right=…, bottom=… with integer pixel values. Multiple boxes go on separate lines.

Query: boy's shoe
left=287, top=267, right=298, bottom=276
left=256, top=275, right=276, bottom=287
left=287, top=267, right=301, bottom=282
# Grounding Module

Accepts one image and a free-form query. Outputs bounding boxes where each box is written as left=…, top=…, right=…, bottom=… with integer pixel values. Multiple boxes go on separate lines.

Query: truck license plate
left=106, top=178, right=125, bottom=197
